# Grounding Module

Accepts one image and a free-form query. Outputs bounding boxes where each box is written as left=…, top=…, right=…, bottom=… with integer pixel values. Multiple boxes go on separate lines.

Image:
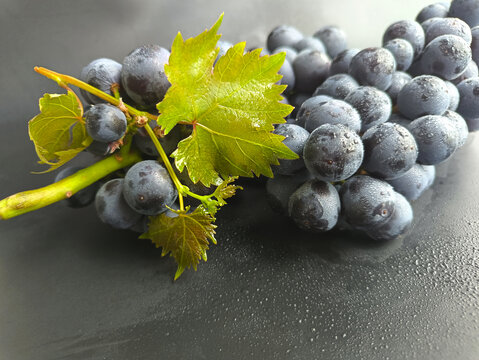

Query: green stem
left=143, top=123, right=185, bottom=211
left=0, top=150, right=142, bottom=220
left=34, top=67, right=157, bottom=121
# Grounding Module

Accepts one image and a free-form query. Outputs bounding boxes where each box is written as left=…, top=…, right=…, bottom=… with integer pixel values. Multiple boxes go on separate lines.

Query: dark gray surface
left=1, top=1, right=479, bottom=359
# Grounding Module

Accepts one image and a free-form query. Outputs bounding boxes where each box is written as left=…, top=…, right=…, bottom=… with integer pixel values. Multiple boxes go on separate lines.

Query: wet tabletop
left=0, top=0, right=478, bottom=359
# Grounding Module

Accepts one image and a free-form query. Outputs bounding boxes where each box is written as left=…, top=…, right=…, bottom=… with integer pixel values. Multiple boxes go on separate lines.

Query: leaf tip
left=174, top=265, right=186, bottom=281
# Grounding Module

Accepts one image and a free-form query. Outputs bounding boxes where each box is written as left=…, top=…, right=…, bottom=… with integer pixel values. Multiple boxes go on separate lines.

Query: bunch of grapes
left=265, top=0, right=479, bottom=240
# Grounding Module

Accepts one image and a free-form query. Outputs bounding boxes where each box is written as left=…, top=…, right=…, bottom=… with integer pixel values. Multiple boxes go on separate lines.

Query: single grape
left=386, top=164, right=431, bottom=201
left=273, top=124, right=310, bottom=175
left=121, top=45, right=171, bottom=108
left=95, top=179, right=143, bottom=229
left=80, top=58, right=122, bottom=105
left=312, top=73, right=359, bottom=100
left=122, top=160, right=177, bottom=216
left=456, top=77, right=479, bottom=121
left=339, top=175, right=396, bottom=230
left=472, top=26, right=479, bottom=64
left=348, top=47, right=396, bottom=90
left=407, top=115, right=459, bottom=165
left=85, top=103, right=127, bottom=143
left=303, top=123, right=364, bottom=182
left=86, top=140, right=112, bottom=156
left=279, top=59, right=295, bottom=93
left=366, top=192, right=413, bottom=241
left=449, top=0, right=479, bottom=27
left=423, top=165, right=436, bottom=188
left=266, top=170, right=311, bottom=215
left=386, top=71, right=412, bottom=104
left=383, top=20, right=426, bottom=57
left=362, top=123, right=418, bottom=180
left=329, top=48, right=360, bottom=76
left=416, top=3, right=449, bottom=23
left=293, top=36, right=326, bottom=53
left=445, top=81, right=460, bottom=111
left=292, top=49, right=330, bottom=93
left=288, top=180, right=341, bottom=232
left=54, top=166, right=99, bottom=208
left=420, top=35, right=472, bottom=80
left=443, top=110, right=469, bottom=147
left=303, top=99, right=361, bottom=133
left=397, top=75, right=449, bottom=120
left=294, top=95, right=331, bottom=127
left=267, top=25, right=304, bottom=51
left=421, top=17, right=444, bottom=35
left=313, top=26, right=348, bottom=58
left=425, top=17, right=472, bottom=44
left=289, top=92, right=313, bottom=119
left=272, top=46, right=298, bottom=63
left=344, top=86, right=392, bottom=132
left=451, top=60, right=479, bottom=84
left=134, top=123, right=187, bottom=157
left=383, top=39, right=414, bottom=71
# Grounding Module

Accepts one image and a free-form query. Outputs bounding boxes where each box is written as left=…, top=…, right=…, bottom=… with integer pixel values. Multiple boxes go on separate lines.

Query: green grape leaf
left=157, top=14, right=297, bottom=187
left=213, top=176, right=242, bottom=207
left=28, top=91, right=92, bottom=173
left=139, top=205, right=217, bottom=280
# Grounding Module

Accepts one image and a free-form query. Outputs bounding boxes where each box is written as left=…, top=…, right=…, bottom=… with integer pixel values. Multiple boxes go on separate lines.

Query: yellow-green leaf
left=157, top=14, right=297, bottom=187
left=139, top=205, right=217, bottom=280
left=28, top=91, right=92, bottom=173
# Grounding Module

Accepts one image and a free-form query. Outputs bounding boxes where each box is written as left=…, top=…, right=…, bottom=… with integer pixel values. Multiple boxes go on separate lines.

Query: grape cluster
left=266, top=0, right=479, bottom=241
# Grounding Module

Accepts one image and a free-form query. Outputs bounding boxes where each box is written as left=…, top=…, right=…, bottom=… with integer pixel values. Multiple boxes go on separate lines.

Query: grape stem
left=0, top=149, right=142, bottom=220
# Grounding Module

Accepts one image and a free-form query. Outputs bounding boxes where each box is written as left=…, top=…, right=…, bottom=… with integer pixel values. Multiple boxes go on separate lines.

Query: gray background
left=1, top=0, right=479, bottom=359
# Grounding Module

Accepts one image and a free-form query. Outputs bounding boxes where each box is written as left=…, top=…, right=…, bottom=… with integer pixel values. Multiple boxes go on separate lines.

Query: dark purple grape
left=421, top=17, right=444, bottom=35
left=303, top=124, right=364, bottom=182
left=388, top=113, right=412, bottom=127
left=472, top=26, right=479, bottom=65
left=267, top=25, right=304, bottom=51
left=312, top=74, right=359, bottom=100
left=339, top=175, right=396, bottom=230
left=273, top=124, right=310, bottom=175
left=293, top=36, right=326, bottom=53
left=292, top=49, right=331, bottom=93
left=407, top=115, right=459, bottom=164
left=397, top=75, right=449, bottom=120
left=445, top=81, right=460, bottom=110
left=80, top=58, right=122, bottom=105
left=85, top=103, right=127, bottom=143
left=303, top=99, right=361, bottom=133
left=122, top=160, right=177, bottom=216
left=384, top=39, right=414, bottom=71
left=386, top=164, right=431, bottom=201
left=383, top=20, right=426, bottom=57
left=362, top=123, right=418, bottom=180
left=451, top=60, right=479, bottom=84
left=416, top=3, right=449, bottom=23
left=449, top=0, right=479, bottom=27
left=294, top=95, right=331, bottom=127
left=443, top=110, right=469, bottom=147
left=348, top=47, right=396, bottom=90
left=313, top=26, right=348, bottom=58
left=134, top=123, right=186, bottom=157
left=425, top=17, right=472, bottom=44
left=289, top=92, right=314, bottom=119
left=366, top=193, right=413, bottom=241
left=95, top=179, right=142, bottom=230
left=86, top=140, right=112, bottom=156
left=288, top=180, right=341, bottom=232
left=266, top=170, right=311, bottom=215
left=420, top=35, right=472, bottom=80
left=456, top=77, right=479, bottom=121
left=329, top=48, right=360, bottom=76
left=386, top=71, right=412, bottom=104
left=279, top=59, right=295, bottom=93
left=54, top=166, right=99, bottom=208
left=121, top=45, right=170, bottom=108
left=344, top=86, right=392, bottom=132
left=272, top=46, right=298, bottom=63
